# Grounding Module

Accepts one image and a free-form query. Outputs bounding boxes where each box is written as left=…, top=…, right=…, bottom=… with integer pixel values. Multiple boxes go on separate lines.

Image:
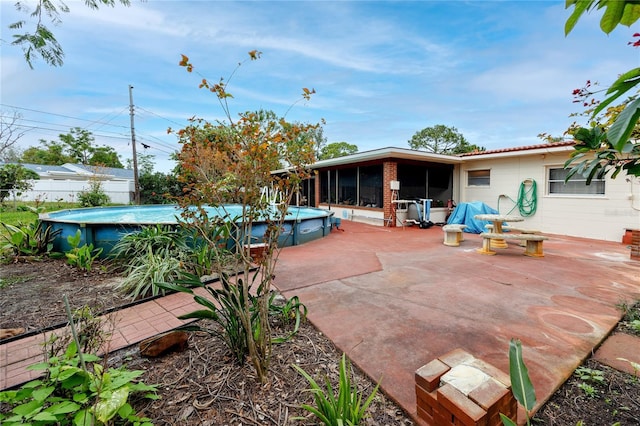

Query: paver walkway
left=2, top=220, right=639, bottom=425
left=1, top=288, right=203, bottom=389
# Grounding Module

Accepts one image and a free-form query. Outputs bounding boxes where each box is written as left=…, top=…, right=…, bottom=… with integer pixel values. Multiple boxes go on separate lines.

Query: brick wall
left=383, top=161, right=398, bottom=226
left=314, top=173, right=321, bottom=208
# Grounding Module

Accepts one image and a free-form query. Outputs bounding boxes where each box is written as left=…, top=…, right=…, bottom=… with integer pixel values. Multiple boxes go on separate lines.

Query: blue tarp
left=446, top=202, right=499, bottom=233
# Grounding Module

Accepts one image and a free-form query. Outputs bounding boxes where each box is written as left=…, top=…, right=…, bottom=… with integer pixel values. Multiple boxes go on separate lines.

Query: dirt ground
left=1, top=258, right=640, bottom=425
left=0, top=259, right=413, bottom=425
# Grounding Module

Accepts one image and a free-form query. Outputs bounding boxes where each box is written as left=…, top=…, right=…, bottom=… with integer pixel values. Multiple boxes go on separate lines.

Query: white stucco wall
left=460, top=150, right=640, bottom=242
left=320, top=205, right=449, bottom=227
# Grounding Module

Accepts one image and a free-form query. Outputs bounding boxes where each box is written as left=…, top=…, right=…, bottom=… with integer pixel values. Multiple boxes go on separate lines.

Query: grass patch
left=0, top=275, right=30, bottom=289
left=1, top=201, right=78, bottom=225
left=1, top=202, right=78, bottom=244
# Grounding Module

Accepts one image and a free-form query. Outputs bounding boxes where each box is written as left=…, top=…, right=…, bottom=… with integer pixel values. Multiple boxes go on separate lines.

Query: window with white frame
left=547, top=167, right=605, bottom=195
left=467, top=169, right=490, bottom=186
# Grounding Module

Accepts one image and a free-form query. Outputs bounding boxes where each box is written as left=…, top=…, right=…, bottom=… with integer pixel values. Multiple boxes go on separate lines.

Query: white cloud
left=3, top=1, right=638, bottom=172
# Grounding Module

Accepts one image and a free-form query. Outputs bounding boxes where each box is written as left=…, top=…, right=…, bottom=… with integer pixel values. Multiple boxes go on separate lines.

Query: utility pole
left=129, top=85, right=140, bottom=205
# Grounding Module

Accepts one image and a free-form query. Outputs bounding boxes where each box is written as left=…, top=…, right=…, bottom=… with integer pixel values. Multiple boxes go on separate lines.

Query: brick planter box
left=415, top=348, right=517, bottom=426
left=631, top=230, right=640, bottom=261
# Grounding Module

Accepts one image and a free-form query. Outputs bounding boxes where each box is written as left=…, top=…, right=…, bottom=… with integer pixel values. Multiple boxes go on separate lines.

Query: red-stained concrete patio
left=2, top=220, right=639, bottom=425
left=272, top=220, right=640, bottom=424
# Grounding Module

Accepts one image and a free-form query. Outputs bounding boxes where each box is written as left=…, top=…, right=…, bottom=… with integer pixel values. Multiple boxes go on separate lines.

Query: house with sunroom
left=298, top=141, right=640, bottom=243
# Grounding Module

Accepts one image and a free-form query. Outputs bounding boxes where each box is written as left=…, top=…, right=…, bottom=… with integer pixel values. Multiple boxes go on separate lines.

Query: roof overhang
left=272, top=143, right=578, bottom=174
left=309, top=147, right=462, bottom=169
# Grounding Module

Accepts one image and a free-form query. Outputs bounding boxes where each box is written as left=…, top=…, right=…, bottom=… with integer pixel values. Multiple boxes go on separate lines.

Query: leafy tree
left=139, top=172, right=181, bottom=204
left=564, top=0, right=640, bottom=180
left=9, top=0, right=131, bottom=69
left=319, top=141, right=358, bottom=160
left=90, top=145, right=123, bottom=168
left=0, top=110, right=26, bottom=161
left=136, top=152, right=156, bottom=175
left=171, top=52, right=318, bottom=383
left=21, top=140, right=73, bottom=165
left=0, top=163, right=39, bottom=202
left=409, top=124, right=484, bottom=155
left=20, top=128, right=123, bottom=167
left=304, top=126, right=327, bottom=160
left=60, top=127, right=94, bottom=164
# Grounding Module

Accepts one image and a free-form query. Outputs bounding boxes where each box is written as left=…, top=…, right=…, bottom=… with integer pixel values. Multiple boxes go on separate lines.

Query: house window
left=397, top=163, right=453, bottom=203
left=548, top=167, right=605, bottom=195
left=358, top=165, right=382, bottom=207
left=338, top=168, right=357, bottom=205
left=398, top=164, right=426, bottom=199
left=320, top=166, right=383, bottom=207
left=319, top=170, right=337, bottom=204
left=467, top=169, right=490, bottom=186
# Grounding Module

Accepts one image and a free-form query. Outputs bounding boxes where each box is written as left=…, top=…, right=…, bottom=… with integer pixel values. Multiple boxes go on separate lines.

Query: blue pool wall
left=40, top=204, right=334, bottom=257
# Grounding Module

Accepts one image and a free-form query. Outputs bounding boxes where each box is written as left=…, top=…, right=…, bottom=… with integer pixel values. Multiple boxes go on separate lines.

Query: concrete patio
left=273, top=220, right=640, bottom=424
left=2, top=219, right=639, bottom=424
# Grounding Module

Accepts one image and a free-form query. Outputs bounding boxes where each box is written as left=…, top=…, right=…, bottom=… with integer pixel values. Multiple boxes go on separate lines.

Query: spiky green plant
left=292, top=353, right=380, bottom=426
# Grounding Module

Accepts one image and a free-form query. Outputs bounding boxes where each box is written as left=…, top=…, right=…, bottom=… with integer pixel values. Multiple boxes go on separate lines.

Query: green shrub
left=0, top=341, right=158, bottom=426
left=0, top=164, right=38, bottom=203
left=114, top=250, right=182, bottom=300
left=0, top=206, right=61, bottom=257
left=77, top=180, right=110, bottom=207
left=65, top=230, right=103, bottom=272
left=269, top=293, right=307, bottom=343
left=139, top=172, right=182, bottom=204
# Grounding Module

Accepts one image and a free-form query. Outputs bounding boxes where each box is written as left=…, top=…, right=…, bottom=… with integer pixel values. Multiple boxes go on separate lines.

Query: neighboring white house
left=4, top=163, right=135, bottom=204
left=306, top=142, right=640, bottom=243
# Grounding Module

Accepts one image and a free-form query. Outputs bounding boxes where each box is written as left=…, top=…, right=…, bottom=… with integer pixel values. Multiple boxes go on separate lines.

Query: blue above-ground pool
left=40, top=204, right=334, bottom=257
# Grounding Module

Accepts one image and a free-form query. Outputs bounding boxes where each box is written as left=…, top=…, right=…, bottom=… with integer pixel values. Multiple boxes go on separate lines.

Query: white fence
left=3, top=179, right=134, bottom=205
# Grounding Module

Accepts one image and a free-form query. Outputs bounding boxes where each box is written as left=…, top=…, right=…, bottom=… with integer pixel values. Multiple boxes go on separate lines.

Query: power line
left=1, top=103, right=129, bottom=130
left=87, top=106, right=130, bottom=132
left=5, top=103, right=180, bottom=157
left=13, top=123, right=175, bottom=156
left=135, top=106, right=187, bottom=128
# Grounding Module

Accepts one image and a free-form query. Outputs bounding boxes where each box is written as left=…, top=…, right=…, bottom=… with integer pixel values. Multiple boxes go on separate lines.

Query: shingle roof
left=2, top=163, right=134, bottom=179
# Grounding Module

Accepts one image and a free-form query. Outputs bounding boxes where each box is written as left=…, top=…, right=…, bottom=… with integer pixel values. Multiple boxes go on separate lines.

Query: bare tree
left=0, top=110, right=26, bottom=162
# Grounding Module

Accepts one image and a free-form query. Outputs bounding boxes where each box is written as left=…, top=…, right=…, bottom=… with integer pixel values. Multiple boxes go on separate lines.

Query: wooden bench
left=442, top=224, right=468, bottom=246
left=478, top=232, right=548, bottom=257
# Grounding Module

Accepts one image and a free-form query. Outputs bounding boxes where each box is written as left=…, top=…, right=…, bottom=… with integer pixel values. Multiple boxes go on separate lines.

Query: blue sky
left=1, top=1, right=637, bottom=173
